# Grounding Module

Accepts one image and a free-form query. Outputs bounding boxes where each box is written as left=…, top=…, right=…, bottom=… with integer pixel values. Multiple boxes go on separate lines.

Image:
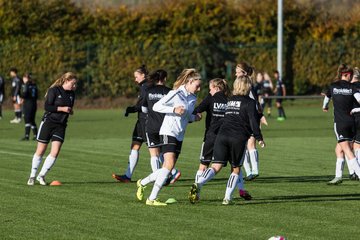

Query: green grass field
left=1, top=100, right=360, bottom=240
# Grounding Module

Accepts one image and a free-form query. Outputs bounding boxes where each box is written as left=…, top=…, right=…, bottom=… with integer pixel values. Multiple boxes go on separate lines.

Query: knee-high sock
left=125, top=150, right=139, bottom=178
left=243, top=150, right=251, bottom=176
left=225, top=173, right=239, bottom=200
left=148, top=168, right=170, bottom=201
left=195, top=170, right=204, bottom=183
left=150, top=156, right=161, bottom=172
left=335, top=158, right=345, bottom=178
left=25, top=123, right=31, bottom=138
left=348, top=158, right=360, bottom=177
left=344, top=155, right=354, bottom=175
left=31, top=124, right=38, bottom=136
left=141, top=168, right=161, bottom=186
left=30, top=154, right=42, bottom=178
left=38, top=155, right=57, bottom=177
left=237, top=170, right=244, bottom=191
left=197, top=168, right=216, bottom=188
left=354, top=149, right=360, bottom=169
left=249, top=149, right=259, bottom=175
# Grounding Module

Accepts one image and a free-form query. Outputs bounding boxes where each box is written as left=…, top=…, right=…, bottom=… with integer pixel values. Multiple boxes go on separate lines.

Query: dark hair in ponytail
left=135, top=64, right=149, bottom=78
left=149, top=69, right=167, bottom=85
left=335, top=63, right=353, bottom=81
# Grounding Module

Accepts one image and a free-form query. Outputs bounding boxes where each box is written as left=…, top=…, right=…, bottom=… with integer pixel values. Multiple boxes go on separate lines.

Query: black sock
left=25, top=125, right=31, bottom=139
left=31, top=125, right=38, bottom=136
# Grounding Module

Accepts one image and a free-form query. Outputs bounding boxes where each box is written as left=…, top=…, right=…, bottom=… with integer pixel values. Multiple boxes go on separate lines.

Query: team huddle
left=112, top=63, right=266, bottom=206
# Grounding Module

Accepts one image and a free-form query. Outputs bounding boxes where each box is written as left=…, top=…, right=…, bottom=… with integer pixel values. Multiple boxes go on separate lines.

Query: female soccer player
left=113, top=65, right=150, bottom=183
left=27, top=72, right=77, bottom=186
left=136, top=68, right=202, bottom=206
left=20, top=73, right=38, bottom=141
left=323, top=64, right=360, bottom=181
left=189, top=75, right=265, bottom=205
left=9, top=67, right=22, bottom=123
left=235, top=62, right=267, bottom=182
left=274, top=70, right=286, bottom=121
left=261, top=72, right=274, bottom=117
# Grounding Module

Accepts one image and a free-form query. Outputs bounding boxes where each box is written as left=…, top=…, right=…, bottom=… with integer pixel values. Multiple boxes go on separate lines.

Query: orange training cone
left=50, top=180, right=62, bottom=186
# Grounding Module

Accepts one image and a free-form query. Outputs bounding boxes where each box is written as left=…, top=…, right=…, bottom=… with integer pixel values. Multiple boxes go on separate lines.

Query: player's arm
left=153, top=90, right=184, bottom=115
left=322, top=87, right=331, bottom=112
left=193, top=94, right=211, bottom=114
left=248, top=101, right=265, bottom=147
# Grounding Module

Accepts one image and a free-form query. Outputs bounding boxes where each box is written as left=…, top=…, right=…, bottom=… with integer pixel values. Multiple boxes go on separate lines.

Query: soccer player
left=141, top=69, right=181, bottom=183
left=112, top=65, right=150, bottom=183
left=136, top=68, right=202, bottom=206
left=189, top=75, right=265, bottom=205
left=274, top=70, right=286, bottom=121
left=235, top=62, right=267, bottom=182
left=323, top=64, right=360, bottom=182
left=261, top=72, right=274, bottom=117
left=20, top=73, right=38, bottom=141
left=27, top=72, right=77, bottom=186
left=0, top=74, right=4, bottom=119
left=9, top=67, right=22, bottom=123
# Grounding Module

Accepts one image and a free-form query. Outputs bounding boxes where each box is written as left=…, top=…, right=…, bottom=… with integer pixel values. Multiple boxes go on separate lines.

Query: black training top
left=43, top=86, right=75, bottom=125
left=325, top=80, right=358, bottom=123
left=11, top=76, right=22, bottom=97
left=127, top=79, right=150, bottom=120
left=194, top=92, right=228, bottom=136
left=143, top=84, right=171, bottom=133
left=21, top=82, right=38, bottom=104
left=218, top=95, right=263, bottom=141
left=0, top=76, right=4, bottom=95
left=275, top=79, right=285, bottom=96
left=261, top=80, right=273, bottom=95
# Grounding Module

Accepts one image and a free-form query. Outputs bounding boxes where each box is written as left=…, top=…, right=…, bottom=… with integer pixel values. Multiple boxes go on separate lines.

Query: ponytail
left=173, top=68, right=201, bottom=90
left=45, top=72, right=77, bottom=97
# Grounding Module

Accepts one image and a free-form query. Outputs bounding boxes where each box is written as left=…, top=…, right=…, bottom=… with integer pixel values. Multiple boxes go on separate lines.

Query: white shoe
left=27, top=177, right=35, bottom=186
left=10, top=118, right=21, bottom=124
left=36, top=175, right=47, bottom=186
left=222, top=198, right=234, bottom=205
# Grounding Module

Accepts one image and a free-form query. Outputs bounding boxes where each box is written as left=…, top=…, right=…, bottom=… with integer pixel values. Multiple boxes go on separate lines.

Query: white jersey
left=153, top=85, right=197, bottom=141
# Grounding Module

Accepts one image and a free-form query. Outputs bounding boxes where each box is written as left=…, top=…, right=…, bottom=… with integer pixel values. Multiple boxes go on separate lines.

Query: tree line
left=0, top=0, right=359, bottom=98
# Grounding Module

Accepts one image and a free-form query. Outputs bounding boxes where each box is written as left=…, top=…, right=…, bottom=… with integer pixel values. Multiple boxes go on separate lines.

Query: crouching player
left=189, top=75, right=265, bottom=205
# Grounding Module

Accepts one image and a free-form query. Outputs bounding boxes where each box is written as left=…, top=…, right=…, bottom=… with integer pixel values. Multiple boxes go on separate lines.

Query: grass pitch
left=1, top=100, right=359, bottom=240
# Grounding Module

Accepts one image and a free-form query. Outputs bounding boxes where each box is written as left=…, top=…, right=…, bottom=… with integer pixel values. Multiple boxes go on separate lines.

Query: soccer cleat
left=20, top=137, right=29, bottom=141
left=112, top=173, right=131, bottom=183
left=246, top=174, right=259, bottom=181
left=27, top=177, right=35, bottom=186
left=188, top=183, right=200, bottom=204
left=10, top=118, right=21, bottom=124
left=239, top=189, right=252, bottom=200
left=136, top=179, right=146, bottom=201
left=36, top=175, right=47, bottom=186
left=145, top=198, right=167, bottom=206
left=277, top=117, right=285, bottom=121
left=349, top=173, right=359, bottom=181
left=170, top=169, right=181, bottom=184
left=222, top=198, right=234, bottom=205
left=327, top=177, right=342, bottom=185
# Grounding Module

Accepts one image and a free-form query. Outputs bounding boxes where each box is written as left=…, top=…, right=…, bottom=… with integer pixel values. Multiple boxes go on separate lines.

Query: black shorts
left=354, top=115, right=360, bottom=143
left=334, top=121, right=354, bottom=143
left=160, top=135, right=183, bottom=159
left=146, top=132, right=161, bottom=148
left=132, top=118, right=146, bottom=143
left=212, top=134, right=247, bottom=167
left=23, top=103, right=37, bottom=124
left=264, top=98, right=272, bottom=107
left=0, top=94, right=3, bottom=104
left=37, top=120, right=66, bottom=143
left=199, top=132, right=217, bottom=165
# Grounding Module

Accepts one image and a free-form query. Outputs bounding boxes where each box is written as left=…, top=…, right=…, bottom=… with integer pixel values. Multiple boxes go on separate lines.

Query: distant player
left=20, top=73, right=38, bottom=141
left=189, top=75, right=265, bottom=205
left=261, top=72, right=274, bottom=117
left=27, top=72, right=76, bottom=186
left=0, top=74, right=4, bottom=119
left=136, top=69, right=202, bottom=206
left=274, top=70, right=286, bottom=121
left=112, top=65, right=150, bottom=183
left=9, top=67, right=22, bottom=123
left=323, top=64, right=360, bottom=183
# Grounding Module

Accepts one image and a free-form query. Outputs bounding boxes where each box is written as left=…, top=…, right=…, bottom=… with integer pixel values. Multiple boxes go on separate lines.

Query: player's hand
left=258, top=140, right=266, bottom=148
left=195, top=113, right=202, bottom=121
left=125, top=106, right=132, bottom=117
left=58, top=106, right=72, bottom=113
left=174, top=106, right=185, bottom=116
left=260, top=116, right=268, bottom=126
left=322, top=108, right=328, bottom=112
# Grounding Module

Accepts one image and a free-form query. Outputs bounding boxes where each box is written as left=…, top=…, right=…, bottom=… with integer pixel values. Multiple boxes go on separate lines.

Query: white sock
left=354, top=149, right=360, bottom=169
left=197, top=168, right=216, bottom=188
left=148, top=168, right=170, bottom=201
left=141, top=169, right=160, bottom=186
left=171, top=168, right=177, bottom=175
left=30, top=154, right=42, bottom=178
left=225, top=173, right=239, bottom=200
left=125, top=150, right=139, bottom=178
left=150, top=156, right=161, bottom=172
left=243, top=150, right=251, bottom=176
left=345, top=156, right=355, bottom=175
left=237, top=170, right=244, bottom=191
left=195, top=170, right=204, bottom=183
left=249, top=149, right=259, bottom=175
left=335, top=158, right=345, bottom=178
left=38, top=155, right=57, bottom=177
left=348, top=158, right=360, bottom=177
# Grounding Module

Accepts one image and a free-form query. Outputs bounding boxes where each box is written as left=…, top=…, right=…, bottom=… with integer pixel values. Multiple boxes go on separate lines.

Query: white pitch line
left=0, top=150, right=31, bottom=157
